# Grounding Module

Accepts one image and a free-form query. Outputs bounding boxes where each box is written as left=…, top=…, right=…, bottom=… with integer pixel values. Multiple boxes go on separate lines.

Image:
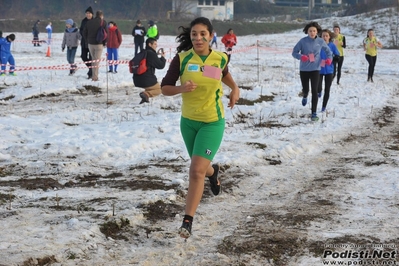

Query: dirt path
left=0, top=90, right=398, bottom=265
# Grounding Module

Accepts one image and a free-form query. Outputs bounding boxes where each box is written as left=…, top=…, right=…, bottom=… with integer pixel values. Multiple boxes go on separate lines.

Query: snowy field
left=0, top=8, right=398, bottom=266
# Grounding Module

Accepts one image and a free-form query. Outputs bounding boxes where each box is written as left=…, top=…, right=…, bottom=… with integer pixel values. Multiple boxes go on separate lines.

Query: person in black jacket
left=132, top=20, right=146, bottom=56
left=80, top=6, right=94, bottom=79
left=32, top=20, right=41, bottom=47
left=133, top=38, right=166, bottom=104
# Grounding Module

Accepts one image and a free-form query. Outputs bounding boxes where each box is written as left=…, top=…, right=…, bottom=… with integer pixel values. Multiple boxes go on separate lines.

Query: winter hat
left=66, top=19, right=74, bottom=26
left=148, top=20, right=154, bottom=26
left=136, top=20, right=141, bottom=24
left=85, top=6, right=93, bottom=14
left=7, top=34, right=15, bottom=41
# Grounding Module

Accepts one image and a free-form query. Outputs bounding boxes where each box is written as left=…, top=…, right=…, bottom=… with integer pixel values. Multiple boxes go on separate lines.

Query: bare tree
left=171, top=0, right=195, bottom=20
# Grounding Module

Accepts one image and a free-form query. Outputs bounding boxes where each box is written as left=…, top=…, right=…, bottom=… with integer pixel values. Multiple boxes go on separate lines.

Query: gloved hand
left=325, top=58, right=332, bottom=65
left=62, top=48, right=65, bottom=52
left=301, top=55, right=308, bottom=62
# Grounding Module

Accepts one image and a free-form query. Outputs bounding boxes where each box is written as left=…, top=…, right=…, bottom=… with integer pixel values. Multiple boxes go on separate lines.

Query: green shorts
left=180, top=116, right=225, bottom=161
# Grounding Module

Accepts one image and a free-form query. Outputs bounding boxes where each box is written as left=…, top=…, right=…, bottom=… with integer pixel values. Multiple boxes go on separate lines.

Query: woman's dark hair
left=96, top=10, right=103, bottom=18
left=176, top=17, right=213, bottom=53
left=226, top=28, right=233, bottom=34
left=303, top=21, right=322, bottom=34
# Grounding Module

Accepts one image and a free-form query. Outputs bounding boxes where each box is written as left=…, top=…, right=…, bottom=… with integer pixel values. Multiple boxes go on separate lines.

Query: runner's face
left=322, top=32, right=330, bottom=43
left=368, top=30, right=374, bottom=38
left=190, top=23, right=211, bottom=55
left=308, top=27, right=318, bottom=38
left=333, top=27, right=340, bottom=34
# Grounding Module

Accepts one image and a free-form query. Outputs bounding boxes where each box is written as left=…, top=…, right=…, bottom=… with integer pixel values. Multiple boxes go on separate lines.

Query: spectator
left=80, top=6, right=94, bottom=79
left=0, top=34, right=16, bottom=76
left=211, top=31, right=217, bottom=48
left=221, top=28, right=237, bottom=64
left=46, top=22, right=52, bottom=44
left=363, top=28, right=382, bottom=83
left=318, top=29, right=340, bottom=113
left=161, top=17, right=240, bottom=239
left=292, top=21, right=332, bottom=122
left=133, top=38, right=166, bottom=104
left=32, top=20, right=41, bottom=47
left=83, top=10, right=108, bottom=82
left=332, top=24, right=346, bottom=85
left=146, top=20, right=159, bottom=40
left=62, top=19, right=81, bottom=76
left=132, top=19, right=146, bottom=56
left=107, top=21, right=122, bottom=73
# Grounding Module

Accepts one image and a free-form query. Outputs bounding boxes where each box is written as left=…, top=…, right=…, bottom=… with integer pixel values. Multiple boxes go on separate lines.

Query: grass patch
left=236, top=94, right=275, bottom=106
left=22, top=255, right=58, bottom=266
left=138, top=200, right=182, bottom=223
left=100, top=217, right=130, bottom=241
left=0, top=192, right=15, bottom=205
left=83, top=85, right=102, bottom=95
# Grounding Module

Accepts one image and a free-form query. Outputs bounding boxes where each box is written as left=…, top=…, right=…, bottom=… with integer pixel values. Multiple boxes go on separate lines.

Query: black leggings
left=300, top=70, right=320, bottom=113
left=365, top=54, right=377, bottom=78
left=318, top=73, right=333, bottom=109
left=333, top=56, right=344, bottom=83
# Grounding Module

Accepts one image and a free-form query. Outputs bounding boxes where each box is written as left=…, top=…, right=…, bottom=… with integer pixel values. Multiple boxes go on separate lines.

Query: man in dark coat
left=80, top=6, right=94, bottom=79
left=32, top=20, right=41, bottom=47
left=132, top=20, right=146, bottom=56
left=83, top=10, right=107, bottom=82
left=133, top=38, right=166, bottom=104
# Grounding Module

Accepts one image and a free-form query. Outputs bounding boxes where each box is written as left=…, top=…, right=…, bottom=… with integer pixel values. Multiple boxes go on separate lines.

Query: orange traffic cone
left=46, top=46, right=51, bottom=57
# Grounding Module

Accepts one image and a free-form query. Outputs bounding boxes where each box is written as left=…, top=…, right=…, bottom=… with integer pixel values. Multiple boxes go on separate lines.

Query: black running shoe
left=178, top=219, right=192, bottom=238
left=208, top=164, right=221, bottom=196
left=139, top=92, right=149, bottom=104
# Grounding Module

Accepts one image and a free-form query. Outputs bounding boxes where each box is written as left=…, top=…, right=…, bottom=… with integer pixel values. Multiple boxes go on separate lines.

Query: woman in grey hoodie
left=292, top=21, right=332, bottom=121
left=62, top=19, right=81, bottom=75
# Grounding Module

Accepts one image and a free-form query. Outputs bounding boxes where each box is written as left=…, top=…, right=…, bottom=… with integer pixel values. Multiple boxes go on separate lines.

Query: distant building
left=275, top=0, right=342, bottom=7
left=171, top=0, right=235, bottom=21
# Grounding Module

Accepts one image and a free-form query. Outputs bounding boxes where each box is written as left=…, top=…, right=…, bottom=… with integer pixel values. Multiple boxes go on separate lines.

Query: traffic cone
left=46, top=46, right=51, bottom=57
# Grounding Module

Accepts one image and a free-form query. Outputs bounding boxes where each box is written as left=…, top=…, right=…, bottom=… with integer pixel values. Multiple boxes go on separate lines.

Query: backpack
left=129, top=50, right=147, bottom=75
left=96, top=20, right=107, bottom=43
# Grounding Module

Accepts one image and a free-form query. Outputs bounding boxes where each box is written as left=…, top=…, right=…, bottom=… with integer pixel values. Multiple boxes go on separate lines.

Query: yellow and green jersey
left=363, top=37, right=379, bottom=56
left=334, top=33, right=345, bottom=56
left=178, top=49, right=228, bottom=123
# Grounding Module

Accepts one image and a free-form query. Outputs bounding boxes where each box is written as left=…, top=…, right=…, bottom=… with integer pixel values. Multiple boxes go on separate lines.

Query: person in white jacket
left=46, top=22, right=52, bottom=44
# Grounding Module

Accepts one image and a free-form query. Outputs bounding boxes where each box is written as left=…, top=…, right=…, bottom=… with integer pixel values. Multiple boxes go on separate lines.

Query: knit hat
left=66, top=19, right=74, bottom=26
left=85, top=6, right=93, bottom=14
left=148, top=20, right=154, bottom=26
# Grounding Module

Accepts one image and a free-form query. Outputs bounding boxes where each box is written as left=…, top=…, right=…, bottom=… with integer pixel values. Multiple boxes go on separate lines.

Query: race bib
left=202, top=65, right=222, bottom=79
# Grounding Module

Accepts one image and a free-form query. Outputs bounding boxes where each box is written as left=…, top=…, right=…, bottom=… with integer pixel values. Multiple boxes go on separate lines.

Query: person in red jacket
left=107, top=21, right=122, bottom=73
left=221, top=28, right=237, bottom=64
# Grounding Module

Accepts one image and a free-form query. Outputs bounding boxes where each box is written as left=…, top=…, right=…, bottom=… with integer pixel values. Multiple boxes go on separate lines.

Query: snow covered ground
left=0, top=8, right=398, bottom=266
